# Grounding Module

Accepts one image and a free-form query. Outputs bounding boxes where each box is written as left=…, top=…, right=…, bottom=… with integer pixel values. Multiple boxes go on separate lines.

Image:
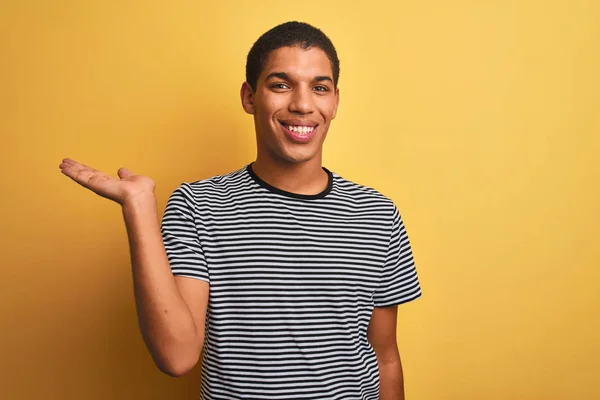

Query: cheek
left=259, top=100, right=280, bottom=122
left=319, top=99, right=338, bottom=119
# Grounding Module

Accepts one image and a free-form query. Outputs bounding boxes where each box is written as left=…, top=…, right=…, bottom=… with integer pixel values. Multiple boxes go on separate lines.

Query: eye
left=313, top=85, right=329, bottom=92
left=272, top=83, right=290, bottom=90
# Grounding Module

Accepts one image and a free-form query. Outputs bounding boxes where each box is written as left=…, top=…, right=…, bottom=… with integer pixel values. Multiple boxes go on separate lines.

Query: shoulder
left=165, top=165, right=253, bottom=212
left=330, top=170, right=396, bottom=212
left=172, top=165, right=249, bottom=197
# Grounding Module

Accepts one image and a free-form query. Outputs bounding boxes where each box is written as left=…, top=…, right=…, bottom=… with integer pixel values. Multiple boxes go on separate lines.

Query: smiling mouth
left=279, top=121, right=319, bottom=142
left=278, top=121, right=318, bottom=137
left=279, top=122, right=318, bottom=142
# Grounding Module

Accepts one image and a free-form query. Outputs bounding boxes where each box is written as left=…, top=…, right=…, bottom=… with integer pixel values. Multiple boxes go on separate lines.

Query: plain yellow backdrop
left=1, top=0, right=599, bottom=399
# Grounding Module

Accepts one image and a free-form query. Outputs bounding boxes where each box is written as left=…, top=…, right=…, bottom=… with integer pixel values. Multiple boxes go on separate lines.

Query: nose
left=288, top=85, right=314, bottom=115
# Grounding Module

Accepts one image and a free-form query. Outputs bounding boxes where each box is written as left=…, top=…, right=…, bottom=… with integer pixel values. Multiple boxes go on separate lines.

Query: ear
left=240, top=81, right=255, bottom=114
left=331, top=87, right=340, bottom=120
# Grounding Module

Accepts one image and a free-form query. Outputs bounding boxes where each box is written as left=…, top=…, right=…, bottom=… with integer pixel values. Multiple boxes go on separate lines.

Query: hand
left=59, top=158, right=155, bottom=206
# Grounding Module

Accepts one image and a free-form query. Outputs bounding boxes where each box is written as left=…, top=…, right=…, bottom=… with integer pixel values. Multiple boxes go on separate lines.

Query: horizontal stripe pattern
left=161, top=164, right=421, bottom=399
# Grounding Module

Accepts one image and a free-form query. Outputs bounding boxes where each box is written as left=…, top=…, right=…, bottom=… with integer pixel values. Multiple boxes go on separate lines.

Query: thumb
left=117, top=167, right=134, bottom=180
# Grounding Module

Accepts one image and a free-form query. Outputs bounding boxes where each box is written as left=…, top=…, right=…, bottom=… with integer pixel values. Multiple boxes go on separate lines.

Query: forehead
left=260, top=46, right=333, bottom=81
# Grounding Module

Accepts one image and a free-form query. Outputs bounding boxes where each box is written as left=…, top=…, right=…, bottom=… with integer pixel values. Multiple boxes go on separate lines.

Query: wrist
left=122, top=192, right=157, bottom=213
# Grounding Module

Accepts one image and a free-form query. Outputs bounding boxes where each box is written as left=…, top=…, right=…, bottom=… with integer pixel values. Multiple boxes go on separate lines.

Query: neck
left=251, top=156, right=329, bottom=196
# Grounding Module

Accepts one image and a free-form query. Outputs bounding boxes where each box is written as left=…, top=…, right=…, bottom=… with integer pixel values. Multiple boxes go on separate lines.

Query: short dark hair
left=245, top=21, right=340, bottom=91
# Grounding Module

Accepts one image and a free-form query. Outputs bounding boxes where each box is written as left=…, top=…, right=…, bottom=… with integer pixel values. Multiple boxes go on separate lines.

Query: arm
left=367, top=305, right=405, bottom=400
left=59, top=158, right=208, bottom=377
left=124, top=195, right=209, bottom=377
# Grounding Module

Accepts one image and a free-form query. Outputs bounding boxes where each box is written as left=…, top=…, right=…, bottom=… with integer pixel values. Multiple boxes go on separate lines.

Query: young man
left=59, top=21, right=421, bottom=400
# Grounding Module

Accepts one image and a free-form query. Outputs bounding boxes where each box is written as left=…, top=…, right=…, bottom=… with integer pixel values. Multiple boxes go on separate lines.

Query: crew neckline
left=246, top=163, right=333, bottom=200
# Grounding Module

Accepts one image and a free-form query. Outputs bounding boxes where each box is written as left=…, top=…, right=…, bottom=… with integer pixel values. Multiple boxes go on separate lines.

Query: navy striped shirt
left=161, top=163, right=421, bottom=399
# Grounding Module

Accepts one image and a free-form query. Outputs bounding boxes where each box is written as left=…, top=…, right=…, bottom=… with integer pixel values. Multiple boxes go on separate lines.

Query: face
left=241, top=46, right=339, bottom=166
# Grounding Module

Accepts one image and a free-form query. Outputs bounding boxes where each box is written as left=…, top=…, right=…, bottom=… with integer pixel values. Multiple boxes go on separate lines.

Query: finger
left=60, top=158, right=88, bottom=169
left=59, top=158, right=74, bottom=171
left=72, top=168, right=99, bottom=186
left=60, top=161, right=91, bottom=178
left=117, top=168, right=134, bottom=180
left=60, top=161, right=105, bottom=187
left=60, top=157, right=76, bottom=165
left=59, top=158, right=87, bottom=174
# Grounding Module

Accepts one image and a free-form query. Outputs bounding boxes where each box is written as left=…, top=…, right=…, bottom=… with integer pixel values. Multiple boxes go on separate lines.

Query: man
left=59, top=21, right=421, bottom=400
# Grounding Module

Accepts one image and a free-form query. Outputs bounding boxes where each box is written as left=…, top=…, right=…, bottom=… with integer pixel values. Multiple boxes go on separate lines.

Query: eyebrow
left=265, top=72, right=334, bottom=84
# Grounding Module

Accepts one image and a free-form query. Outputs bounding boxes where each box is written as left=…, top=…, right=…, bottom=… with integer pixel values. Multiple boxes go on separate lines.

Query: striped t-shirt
left=161, top=163, right=421, bottom=400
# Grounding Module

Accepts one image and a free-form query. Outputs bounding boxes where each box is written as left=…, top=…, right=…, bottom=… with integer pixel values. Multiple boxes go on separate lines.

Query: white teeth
left=287, top=125, right=315, bottom=134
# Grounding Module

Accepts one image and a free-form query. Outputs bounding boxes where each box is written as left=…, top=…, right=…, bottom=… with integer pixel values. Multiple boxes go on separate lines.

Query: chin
left=280, top=152, right=320, bottom=164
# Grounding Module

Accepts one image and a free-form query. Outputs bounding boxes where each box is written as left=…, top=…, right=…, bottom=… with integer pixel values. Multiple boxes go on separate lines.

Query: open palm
left=59, top=158, right=155, bottom=205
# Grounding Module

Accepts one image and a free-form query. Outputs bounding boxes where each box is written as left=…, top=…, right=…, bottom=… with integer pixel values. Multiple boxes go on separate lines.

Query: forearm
left=122, top=195, right=201, bottom=376
left=378, top=355, right=405, bottom=400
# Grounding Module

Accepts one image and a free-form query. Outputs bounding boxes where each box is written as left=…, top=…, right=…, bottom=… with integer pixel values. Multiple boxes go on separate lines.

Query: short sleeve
left=161, top=183, right=210, bottom=283
left=373, top=205, right=421, bottom=307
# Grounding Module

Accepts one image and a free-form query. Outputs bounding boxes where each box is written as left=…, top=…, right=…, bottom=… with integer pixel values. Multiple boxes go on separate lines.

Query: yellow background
left=1, top=0, right=599, bottom=399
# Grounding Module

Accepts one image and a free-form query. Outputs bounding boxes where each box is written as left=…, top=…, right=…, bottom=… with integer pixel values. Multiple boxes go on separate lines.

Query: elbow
left=156, top=350, right=201, bottom=377
left=152, top=338, right=204, bottom=378
left=141, top=326, right=204, bottom=377
left=159, top=363, right=194, bottom=378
